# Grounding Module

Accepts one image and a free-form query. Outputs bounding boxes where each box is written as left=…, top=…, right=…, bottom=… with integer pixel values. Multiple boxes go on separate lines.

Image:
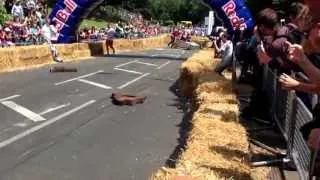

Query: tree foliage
left=0, top=3, right=11, bottom=25
left=147, top=0, right=209, bottom=24
left=47, top=0, right=210, bottom=24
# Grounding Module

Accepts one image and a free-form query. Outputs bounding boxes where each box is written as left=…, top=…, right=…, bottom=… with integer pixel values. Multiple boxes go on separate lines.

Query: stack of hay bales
left=152, top=49, right=268, bottom=180
left=0, top=34, right=170, bottom=73
left=191, top=36, right=212, bottom=49
left=180, top=49, right=220, bottom=98
left=113, top=34, right=170, bottom=52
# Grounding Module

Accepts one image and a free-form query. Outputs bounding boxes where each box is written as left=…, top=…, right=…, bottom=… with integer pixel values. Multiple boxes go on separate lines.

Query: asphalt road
left=0, top=48, right=195, bottom=180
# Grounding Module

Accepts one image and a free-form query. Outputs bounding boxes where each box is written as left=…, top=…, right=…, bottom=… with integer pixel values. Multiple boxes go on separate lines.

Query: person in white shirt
left=26, top=0, right=36, bottom=12
left=41, top=19, right=58, bottom=43
left=106, top=24, right=116, bottom=56
left=35, top=8, right=42, bottom=19
left=213, top=32, right=234, bottom=75
left=11, top=1, right=24, bottom=17
left=41, top=19, right=63, bottom=62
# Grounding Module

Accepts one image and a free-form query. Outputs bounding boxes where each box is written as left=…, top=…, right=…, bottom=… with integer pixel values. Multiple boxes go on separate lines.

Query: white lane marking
left=2, top=101, right=46, bottom=122
left=114, top=68, right=143, bottom=75
left=118, top=73, right=150, bottom=89
left=136, top=61, right=158, bottom=67
left=157, top=61, right=171, bottom=69
left=115, top=60, right=138, bottom=68
left=152, top=54, right=180, bottom=58
left=78, top=79, right=112, bottom=90
left=0, top=95, right=21, bottom=102
left=39, top=103, right=71, bottom=115
left=14, top=123, right=28, bottom=127
left=55, top=70, right=104, bottom=85
left=0, top=100, right=96, bottom=149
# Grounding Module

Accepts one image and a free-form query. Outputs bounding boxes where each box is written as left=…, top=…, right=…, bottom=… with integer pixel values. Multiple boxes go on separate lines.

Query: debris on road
left=50, top=66, right=78, bottom=73
left=111, top=93, right=147, bottom=106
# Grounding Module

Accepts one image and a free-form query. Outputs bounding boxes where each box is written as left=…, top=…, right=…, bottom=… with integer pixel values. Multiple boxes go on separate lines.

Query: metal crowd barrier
left=257, top=65, right=320, bottom=180
left=292, top=97, right=314, bottom=180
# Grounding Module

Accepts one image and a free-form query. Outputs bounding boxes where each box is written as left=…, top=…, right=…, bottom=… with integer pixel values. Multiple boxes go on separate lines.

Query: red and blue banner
left=50, top=0, right=104, bottom=43
left=201, top=0, right=255, bottom=32
left=50, top=0, right=255, bottom=43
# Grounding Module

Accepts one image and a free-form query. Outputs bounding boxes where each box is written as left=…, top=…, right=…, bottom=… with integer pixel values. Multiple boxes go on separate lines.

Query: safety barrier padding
left=180, top=49, right=219, bottom=98
left=0, top=35, right=170, bottom=73
left=191, top=36, right=212, bottom=48
left=152, top=49, right=267, bottom=180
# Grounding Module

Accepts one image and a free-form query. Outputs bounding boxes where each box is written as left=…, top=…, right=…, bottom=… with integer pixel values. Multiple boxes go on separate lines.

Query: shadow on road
left=164, top=79, right=194, bottom=168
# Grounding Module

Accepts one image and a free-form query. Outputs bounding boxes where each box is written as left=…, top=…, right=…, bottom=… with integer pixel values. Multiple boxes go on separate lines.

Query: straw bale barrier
left=180, top=49, right=221, bottom=98
left=191, top=36, right=212, bottom=48
left=152, top=49, right=268, bottom=180
left=0, top=34, right=170, bottom=73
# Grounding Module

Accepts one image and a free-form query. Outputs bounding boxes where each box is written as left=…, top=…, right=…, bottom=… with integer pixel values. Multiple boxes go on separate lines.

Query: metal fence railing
left=251, top=65, right=320, bottom=180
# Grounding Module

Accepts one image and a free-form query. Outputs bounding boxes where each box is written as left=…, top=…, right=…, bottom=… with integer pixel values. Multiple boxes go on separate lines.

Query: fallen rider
left=111, top=93, right=147, bottom=106
left=41, top=18, right=63, bottom=63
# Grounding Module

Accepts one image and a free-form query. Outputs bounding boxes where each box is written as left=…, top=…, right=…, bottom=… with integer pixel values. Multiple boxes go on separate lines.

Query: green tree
left=47, top=0, right=209, bottom=24
left=0, top=3, right=11, bottom=25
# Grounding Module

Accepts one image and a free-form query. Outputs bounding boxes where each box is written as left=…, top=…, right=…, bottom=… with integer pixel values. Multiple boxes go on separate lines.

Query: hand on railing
left=279, top=73, right=301, bottom=90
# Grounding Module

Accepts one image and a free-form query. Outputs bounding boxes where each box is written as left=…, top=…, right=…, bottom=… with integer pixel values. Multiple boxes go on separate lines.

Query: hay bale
left=0, top=48, right=15, bottom=71
left=114, top=39, right=134, bottom=50
left=180, top=49, right=216, bottom=98
left=0, top=35, right=170, bottom=73
left=191, top=36, right=211, bottom=49
left=197, top=81, right=233, bottom=94
left=152, top=47, right=257, bottom=180
left=15, top=46, right=52, bottom=68
left=77, top=43, right=90, bottom=51
left=133, top=39, right=144, bottom=50
left=197, top=92, right=237, bottom=105
left=197, top=103, right=240, bottom=122
left=88, top=41, right=104, bottom=56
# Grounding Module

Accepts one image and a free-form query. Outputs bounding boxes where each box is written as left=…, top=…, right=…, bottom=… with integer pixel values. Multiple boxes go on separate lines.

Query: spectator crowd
left=1, top=0, right=48, bottom=47
left=211, top=1, right=320, bottom=174
left=0, top=1, right=171, bottom=47
left=78, top=23, right=165, bottom=42
left=0, top=0, right=208, bottom=48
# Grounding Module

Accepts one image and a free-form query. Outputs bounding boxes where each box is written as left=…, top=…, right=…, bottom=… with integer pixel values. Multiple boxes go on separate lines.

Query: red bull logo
left=222, top=0, right=247, bottom=29
left=53, top=0, right=78, bottom=31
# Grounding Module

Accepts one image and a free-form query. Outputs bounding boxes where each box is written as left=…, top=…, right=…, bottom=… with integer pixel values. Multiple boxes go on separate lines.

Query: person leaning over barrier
left=255, top=5, right=311, bottom=73
left=279, top=21, right=320, bottom=151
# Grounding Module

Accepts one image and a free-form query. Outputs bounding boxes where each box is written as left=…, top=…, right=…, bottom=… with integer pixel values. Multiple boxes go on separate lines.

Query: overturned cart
left=172, top=40, right=201, bottom=50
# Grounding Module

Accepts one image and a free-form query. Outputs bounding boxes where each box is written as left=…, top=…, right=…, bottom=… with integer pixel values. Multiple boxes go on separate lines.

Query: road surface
left=0, top=48, right=195, bottom=180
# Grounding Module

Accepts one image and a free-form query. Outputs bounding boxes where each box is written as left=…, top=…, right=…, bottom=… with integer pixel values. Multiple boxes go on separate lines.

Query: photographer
left=213, top=32, right=233, bottom=75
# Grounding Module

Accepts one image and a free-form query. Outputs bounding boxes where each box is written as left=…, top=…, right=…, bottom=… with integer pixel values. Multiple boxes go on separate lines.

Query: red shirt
left=172, top=31, right=180, bottom=37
